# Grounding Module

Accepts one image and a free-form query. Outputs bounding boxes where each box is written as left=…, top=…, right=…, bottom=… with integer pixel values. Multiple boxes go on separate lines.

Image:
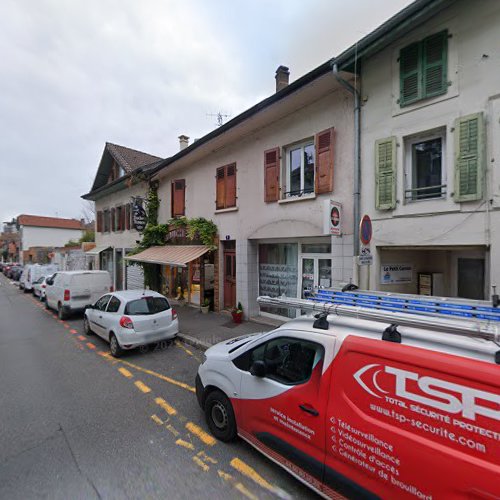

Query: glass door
left=300, top=257, right=332, bottom=298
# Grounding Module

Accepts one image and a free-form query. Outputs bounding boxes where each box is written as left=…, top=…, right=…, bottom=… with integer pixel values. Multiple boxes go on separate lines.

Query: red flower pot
left=231, top=311, right=243, bottom=324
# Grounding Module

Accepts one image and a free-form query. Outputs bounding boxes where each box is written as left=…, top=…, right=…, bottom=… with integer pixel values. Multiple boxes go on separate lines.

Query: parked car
left=84, top=290, right=178, bottom=357
left=45, top=270, right=112, bottom=319
left=20, top=264, right=58, bottom=293
left=33, top=275, right=52, bottom=301
left=9, top=266, right=23, bottom=281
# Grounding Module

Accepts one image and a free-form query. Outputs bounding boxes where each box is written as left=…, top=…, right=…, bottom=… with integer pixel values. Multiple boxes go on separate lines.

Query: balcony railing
left=405, top=184, right=447, bottom=201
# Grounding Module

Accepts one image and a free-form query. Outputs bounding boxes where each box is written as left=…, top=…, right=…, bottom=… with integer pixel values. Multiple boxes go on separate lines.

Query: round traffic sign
left=359, top=215, right=372, bottom=246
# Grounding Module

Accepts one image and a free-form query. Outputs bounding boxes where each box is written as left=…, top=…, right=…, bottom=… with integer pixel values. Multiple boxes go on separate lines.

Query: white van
left=45, top=271, right=112, bottom=319
left=21, top=264, right=59, bottom=293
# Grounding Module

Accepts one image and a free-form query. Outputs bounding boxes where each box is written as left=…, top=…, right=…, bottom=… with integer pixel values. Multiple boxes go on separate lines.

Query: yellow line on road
left=185, top=422, right=216, bottom=446
left=175, top=438, right=194, bottom=450
left=134, top=380, right=152, bottom=393
left=63, top=323, right=70, bottom=328
left=118, top=367, right=133, bottom=378
left=235, top=482, right=259, bottom=500
left=166, top=424, right=180, bottom=437
left=192, top=455, right=210, bottom=472
left=78, top=335, right=86, bottom=341
left=155, top=397, right=177, bottom=415
left=86, top=342, right=96, bottom=350
left=151, top=414, right=164, bottom=425
left=70, top=329, right=78, bottom=334
left=230, top=457, right=277, bottom=494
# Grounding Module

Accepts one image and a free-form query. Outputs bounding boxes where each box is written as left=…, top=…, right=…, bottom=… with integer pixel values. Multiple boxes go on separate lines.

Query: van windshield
left=124, top=297, right=170, bottom=315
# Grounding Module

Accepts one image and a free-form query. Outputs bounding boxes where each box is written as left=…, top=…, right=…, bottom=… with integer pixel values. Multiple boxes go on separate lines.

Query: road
left=0, top=274, right=316, bottom=500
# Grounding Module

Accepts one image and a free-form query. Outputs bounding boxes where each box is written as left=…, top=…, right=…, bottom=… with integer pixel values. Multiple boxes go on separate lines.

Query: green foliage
left=140, top=224, right=168, bottom=249
left=64, top=240, right=80, bottom=247
left=232, top=302, right=243, bottom=313
left=146, top=183, right=160, bottom=226
left=79, top=230, right=95, bottom=243
left=185, top=217, right=218, bottom=249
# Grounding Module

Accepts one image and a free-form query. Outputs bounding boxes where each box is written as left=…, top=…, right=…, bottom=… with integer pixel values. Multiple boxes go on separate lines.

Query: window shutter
left=454, top=112, right=484, bottom=202
left=216, top=167, right=226, bottom=209
left=111, top=208, right=116, bottom=231
left=423, top=30, right=447, bottom=98
left=125, top=204, right=130, bottom=230
left=120, top=205, right=126, bottom=230
left=172, top=179, right=186, bottom=217
left=400, top=42, right=421, bottom=106
left=225, top=164, right=237, bottom=207
left=96, top=211, right=103, bottom=232
left=375, top=137, right=397, bottom=210
left=315, top=128, right=334, bottom=194
left=264, top=148, right=280, bottom=202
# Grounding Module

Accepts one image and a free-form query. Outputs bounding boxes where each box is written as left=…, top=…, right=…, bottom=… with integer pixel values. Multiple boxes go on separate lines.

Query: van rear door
left=324, top=336, right=500, bottom=499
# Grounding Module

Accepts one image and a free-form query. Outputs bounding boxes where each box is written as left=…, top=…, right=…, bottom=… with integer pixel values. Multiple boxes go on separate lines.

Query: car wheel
left=109, top=334, right=123, bottom=358
left=45, top=298, right=50, bottom=310
left=83, top=317, right=93, bottom=335
left=204, top=390, right=237, bottom=442
left=57, top=303, right=66, bottom=320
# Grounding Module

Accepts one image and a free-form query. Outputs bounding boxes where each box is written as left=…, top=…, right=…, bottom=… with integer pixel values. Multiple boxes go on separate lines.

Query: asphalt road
left=0, top=274, right=317, bottom=500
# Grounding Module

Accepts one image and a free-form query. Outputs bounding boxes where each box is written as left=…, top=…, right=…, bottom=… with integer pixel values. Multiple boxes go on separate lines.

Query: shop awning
left=124, top=245, right=210, bottom=267
left=85, top=245, right=111, bottom=256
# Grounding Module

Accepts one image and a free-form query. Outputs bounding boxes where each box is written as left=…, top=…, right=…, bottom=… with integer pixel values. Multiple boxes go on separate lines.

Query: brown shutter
left=96, top=211, right=103, bottom=232
left=264, top=148, right=280, bottom=202
left=216, top=167, right=226, bottom=209
left=315, top=127, right=335, bottom=194
left=172, top=179, right=186, bottom=217
left=225, top=164, right=237, bottom=208
left=120, top=205, right=126, bottom=230
left=111, top=208, right=116, bottom=232
left=125, top=204, right=130, bottom=230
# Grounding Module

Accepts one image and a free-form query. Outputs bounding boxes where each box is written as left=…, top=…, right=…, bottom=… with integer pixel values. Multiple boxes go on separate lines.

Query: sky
left=0, top=0, right=413, bottom=224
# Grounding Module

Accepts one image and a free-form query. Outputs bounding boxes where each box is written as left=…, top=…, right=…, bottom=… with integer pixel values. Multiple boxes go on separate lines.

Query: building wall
left=21, top=226, right=84, bottom=251
left=360, top=0, right=500, bottom=297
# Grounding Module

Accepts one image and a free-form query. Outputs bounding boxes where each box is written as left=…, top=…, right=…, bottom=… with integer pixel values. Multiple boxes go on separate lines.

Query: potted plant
left=231, top=302, right=243, bottom=324
left=201, top=298, right=210, bottom=314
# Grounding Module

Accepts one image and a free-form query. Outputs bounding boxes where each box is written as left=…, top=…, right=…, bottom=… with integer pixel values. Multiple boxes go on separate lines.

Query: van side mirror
left=250, top=360, right=267, bottom=378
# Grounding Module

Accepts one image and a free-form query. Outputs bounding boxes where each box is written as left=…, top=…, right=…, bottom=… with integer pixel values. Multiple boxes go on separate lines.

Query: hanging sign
left=133, top=199, right=147, bottom=232
left=324, top=200, right=342, bottom=236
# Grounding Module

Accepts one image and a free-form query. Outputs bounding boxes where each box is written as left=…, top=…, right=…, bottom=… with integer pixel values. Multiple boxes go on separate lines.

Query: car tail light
left=42, top=284, right=46, bottom=288
left=110, top=286, right=114, bottom=292
left=119, top=316, right=134, bottom=329
left=172, top=309, right=178, bottom=320
left=64, top=289, right=70, bottom=301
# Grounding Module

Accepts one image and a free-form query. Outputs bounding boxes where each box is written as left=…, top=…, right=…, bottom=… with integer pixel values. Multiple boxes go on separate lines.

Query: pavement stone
left=172, top=300, right=284, bottom=351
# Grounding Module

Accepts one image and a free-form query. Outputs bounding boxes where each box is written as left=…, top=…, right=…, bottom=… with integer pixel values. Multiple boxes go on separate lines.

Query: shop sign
left=381, top=263, right=413, bottom=284
left=133, top=201, right=147, bottom=232
left=324, top=200, right=342, bottom=236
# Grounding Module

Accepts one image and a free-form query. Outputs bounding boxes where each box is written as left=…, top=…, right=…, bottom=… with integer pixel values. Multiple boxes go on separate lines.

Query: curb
left=177, top=333, right=211, bottom=351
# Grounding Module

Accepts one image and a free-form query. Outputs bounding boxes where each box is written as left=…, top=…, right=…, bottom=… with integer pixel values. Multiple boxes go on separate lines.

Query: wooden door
left=223, top=250, right=236, bottom=309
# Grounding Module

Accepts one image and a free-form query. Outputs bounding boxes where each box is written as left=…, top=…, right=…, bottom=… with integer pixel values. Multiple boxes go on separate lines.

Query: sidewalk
left=172, top=301, right=284, bottom=351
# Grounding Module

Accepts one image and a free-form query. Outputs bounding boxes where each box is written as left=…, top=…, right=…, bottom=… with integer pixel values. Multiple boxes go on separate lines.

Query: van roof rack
left=257, top=295, right=500, bottom=344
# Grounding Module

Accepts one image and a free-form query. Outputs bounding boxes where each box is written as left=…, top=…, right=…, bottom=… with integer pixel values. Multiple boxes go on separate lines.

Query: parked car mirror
left=46, top=279, right=53, bottom=285
left=250, top=360, right=267, bottom=378
left=86, top=304, right=94, bottom=310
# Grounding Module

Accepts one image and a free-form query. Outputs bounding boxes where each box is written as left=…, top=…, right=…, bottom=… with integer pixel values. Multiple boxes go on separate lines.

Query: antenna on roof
left=207, top=111, right=230, bottom=127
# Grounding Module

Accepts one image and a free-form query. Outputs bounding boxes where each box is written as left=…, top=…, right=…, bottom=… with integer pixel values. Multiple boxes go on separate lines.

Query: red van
left=196, top=296, right=500, bottom=499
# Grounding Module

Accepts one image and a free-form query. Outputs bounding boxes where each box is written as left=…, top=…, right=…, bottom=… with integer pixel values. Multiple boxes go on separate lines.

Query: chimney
left=178, top=135, right=189, bottom=150
left=275, top=65, right=290, bottom=92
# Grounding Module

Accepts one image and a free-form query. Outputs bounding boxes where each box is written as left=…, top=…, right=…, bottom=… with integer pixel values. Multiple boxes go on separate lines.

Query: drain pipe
left=332, top=64, right=361, bottom=289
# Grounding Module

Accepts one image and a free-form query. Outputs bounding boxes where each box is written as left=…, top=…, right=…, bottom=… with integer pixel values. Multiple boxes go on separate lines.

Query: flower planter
left=201, top=305, right=210, bottom=314
left=231, top=311, right=243, bottom=324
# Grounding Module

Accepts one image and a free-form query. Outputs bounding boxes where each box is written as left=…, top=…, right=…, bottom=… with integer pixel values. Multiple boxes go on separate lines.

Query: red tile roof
left=17, top=214, right=84, bottom=230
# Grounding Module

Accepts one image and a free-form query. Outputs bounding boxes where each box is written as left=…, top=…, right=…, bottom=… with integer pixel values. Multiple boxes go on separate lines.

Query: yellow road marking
left=218, top=470, right=233, bottom=481
left=155, top=397, right=177, bottom=415
left=63, top=323, right=70, bottom=328
left=185, top=422, right=216, bottom=447
left=78, top=335, right=86, bottom=341
left=235, top=482, right=259, bottom=500
left=197, top=450, right=217, bottom=464
left=118, top=367, right=133, bottom=378
left=86, top=342, right=96, bottom=350
left=175, top=439, right=194, bottom=450
left=175, top=340, right=193, bottom=356
left=70, top=329, right=78, bottom=334
left=134, top=380, right=151, bottom=393
left=166, top=424, right=180, bottom=437
left=151, top=414, right=164, bottom=425
left=230, top=457, right=276, bottom=493
left=192, top=455, right=210, bottom=472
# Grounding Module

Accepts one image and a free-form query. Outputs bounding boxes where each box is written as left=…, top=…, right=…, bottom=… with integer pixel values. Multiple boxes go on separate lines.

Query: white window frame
left=404, top=127, right=447, bottom=203
left=283, top=139, right=315, bottom=199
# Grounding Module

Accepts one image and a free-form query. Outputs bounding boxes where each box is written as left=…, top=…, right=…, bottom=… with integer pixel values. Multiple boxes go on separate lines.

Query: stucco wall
left=21, top=226, right=83, bottom=250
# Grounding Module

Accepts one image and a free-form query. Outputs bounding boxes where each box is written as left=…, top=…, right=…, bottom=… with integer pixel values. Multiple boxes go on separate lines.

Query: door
left=301, top=257, right=332, bottom=298
left=223, top=250, right=236, bottom=310
left=88, top=294, right=111, bottom=339
left=237, top=334, right=330, bottom=490
left=458, top=258, right=485, bottom=299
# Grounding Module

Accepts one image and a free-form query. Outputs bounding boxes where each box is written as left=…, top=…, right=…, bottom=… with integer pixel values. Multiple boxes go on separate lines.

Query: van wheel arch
left=201, top=385, right=225, bottom=410
left=204, top=389, right=237, bottom=442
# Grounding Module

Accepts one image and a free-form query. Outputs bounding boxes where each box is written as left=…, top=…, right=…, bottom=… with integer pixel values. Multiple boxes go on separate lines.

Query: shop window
left=405, top=128, right=446, bottom=201
left=216, top=164, right=236, bottom=209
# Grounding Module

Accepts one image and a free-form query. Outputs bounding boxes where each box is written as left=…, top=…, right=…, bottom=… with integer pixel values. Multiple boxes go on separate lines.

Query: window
left=405, top=129, right=446, bottom=201
left=171, top=179, right=186, bottom=217
left=216, top=164, right=236, bottom=209
left=95, top=294, right=111, bottom=311
left=106, top=296, right=121, bottom=313
left=234, top=337, right=323, bottom=385
left=399, top=30, right=448, bottom=107
left=285, top=141, right=315, bottom=198
left=124, top=296, right=170, bottom=315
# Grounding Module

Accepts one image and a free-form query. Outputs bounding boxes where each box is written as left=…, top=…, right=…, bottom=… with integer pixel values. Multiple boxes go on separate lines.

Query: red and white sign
left=324, top=200, right=342, bottom=236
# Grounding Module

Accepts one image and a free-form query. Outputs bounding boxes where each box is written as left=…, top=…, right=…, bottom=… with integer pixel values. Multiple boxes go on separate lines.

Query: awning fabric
left=85, top=245, right=111, bottom=256
left=124, top=245, right=210, bottom=267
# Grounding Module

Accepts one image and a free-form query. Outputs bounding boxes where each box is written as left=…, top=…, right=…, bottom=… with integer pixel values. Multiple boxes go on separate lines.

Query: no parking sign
left=359, top=215, right=372, bottom=246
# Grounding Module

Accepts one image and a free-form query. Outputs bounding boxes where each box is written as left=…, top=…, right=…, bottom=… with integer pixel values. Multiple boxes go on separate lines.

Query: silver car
left=83, top=290, right=179, bottom=357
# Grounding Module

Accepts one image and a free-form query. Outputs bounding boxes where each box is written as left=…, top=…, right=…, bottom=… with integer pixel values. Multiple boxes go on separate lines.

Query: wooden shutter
left=125, top=204, right=130, bottom=230
left=375, top=137, right=397, bottom=210
left=216, top=167, right=226, bottom=209
left=111, top=208, right=116, bottom=231
left=454, top=112, right=484, bottom=202
left=264, top=148, right=280, bottom=202
left=120, top=206, right=126, bottom=230
left=96, top=211, right=103, bottom=232
left=225, top=164, right=237, bottom=207
left=400, top=42, right=421, bottom=106
left=172, top=179, right=186, bottom=217
left=315, top=128, right=334, bottom=194
left=423, top=31, right=447, bottom=98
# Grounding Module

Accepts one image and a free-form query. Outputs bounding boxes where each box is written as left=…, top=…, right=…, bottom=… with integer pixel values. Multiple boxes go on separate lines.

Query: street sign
left=359, top=215, right=372, bottom=245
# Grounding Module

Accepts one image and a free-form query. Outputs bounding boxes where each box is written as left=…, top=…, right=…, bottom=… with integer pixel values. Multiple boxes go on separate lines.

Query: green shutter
left=400, top=42, right=421, bottom=106
left=454, top=113, right=484, bottom=202
left=423, top=30, right=448, bottom=98
left=375, top=137, right=397, bottom=210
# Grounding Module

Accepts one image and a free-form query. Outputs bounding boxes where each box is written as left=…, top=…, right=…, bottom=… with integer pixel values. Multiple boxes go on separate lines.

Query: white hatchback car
left=84, top=290, right=179, bottom=357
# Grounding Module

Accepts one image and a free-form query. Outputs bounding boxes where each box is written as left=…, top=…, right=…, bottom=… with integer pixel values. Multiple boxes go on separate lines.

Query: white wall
left=360, top=0, right=500, bottom=295
left=21, top=226, right=83, bottom=250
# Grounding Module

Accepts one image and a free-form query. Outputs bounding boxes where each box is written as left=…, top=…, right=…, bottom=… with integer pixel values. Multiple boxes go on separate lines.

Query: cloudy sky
left=0, top=0, right=412, bottom=223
